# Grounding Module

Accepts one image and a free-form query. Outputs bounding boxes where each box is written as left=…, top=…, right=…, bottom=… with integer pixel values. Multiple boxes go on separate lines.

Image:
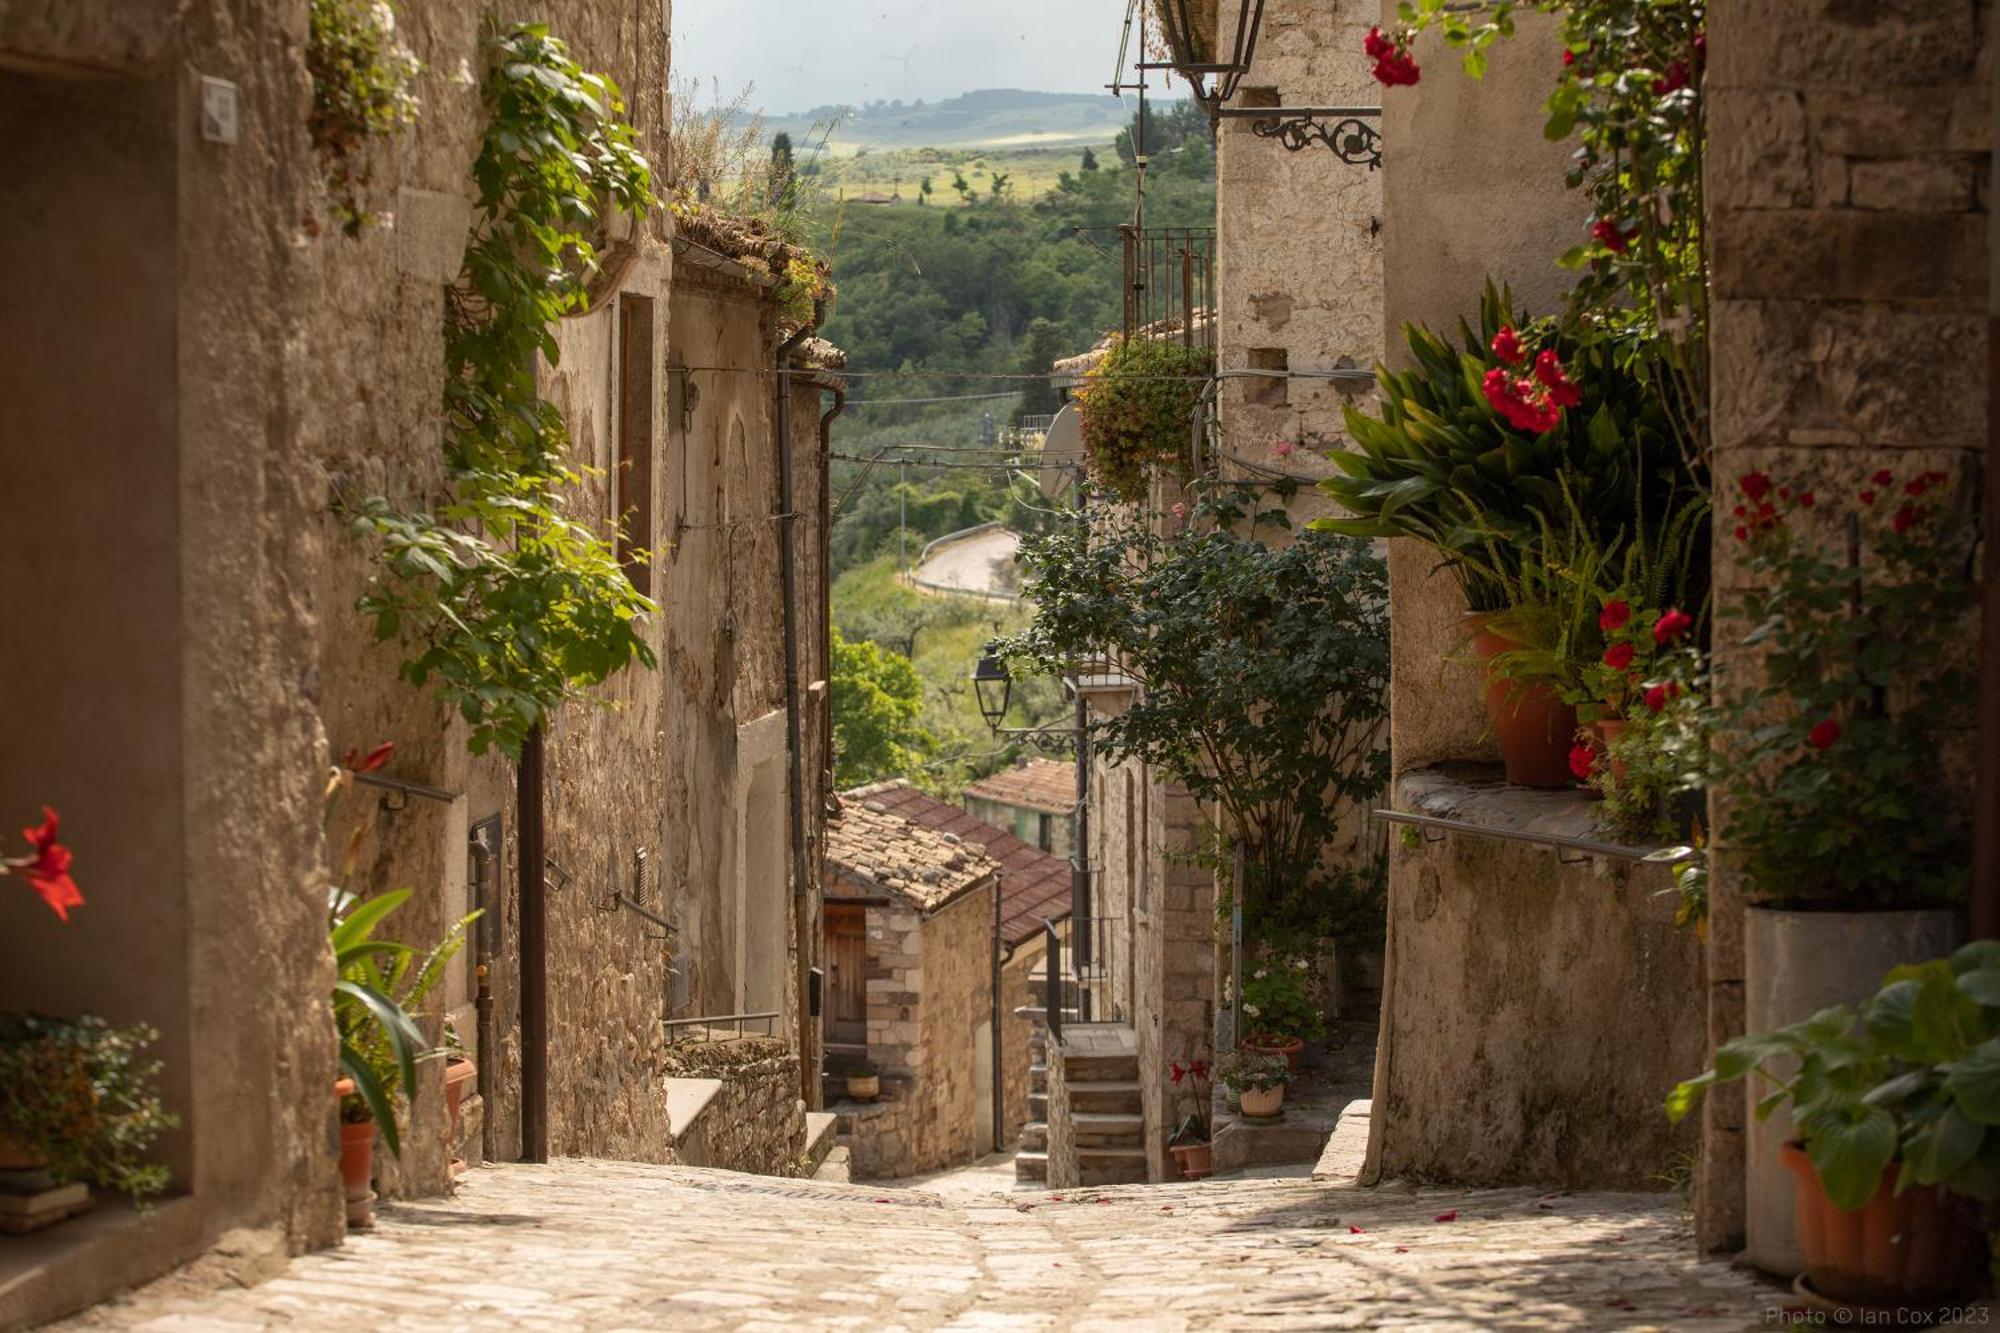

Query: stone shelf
left=1379, top=762, right=1693, bottom=865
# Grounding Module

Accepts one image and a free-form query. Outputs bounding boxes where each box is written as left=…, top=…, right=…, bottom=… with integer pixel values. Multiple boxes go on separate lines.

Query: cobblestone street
left=58, top=1159, right=1785, bottom=1331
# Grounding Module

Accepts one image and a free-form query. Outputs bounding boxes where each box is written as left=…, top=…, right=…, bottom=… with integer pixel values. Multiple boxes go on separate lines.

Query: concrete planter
left=1238, top=1084, right=1285, bottom=1118
left=1744, top=906, right=1963, bottom=1277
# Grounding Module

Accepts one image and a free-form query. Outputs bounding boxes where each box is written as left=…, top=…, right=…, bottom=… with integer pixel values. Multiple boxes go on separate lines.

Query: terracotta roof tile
left=962, top=760, right=1078, bottom=816
left=826, top=793, right=998, bottom=913
left=846, top=781, right=1071, bottom=946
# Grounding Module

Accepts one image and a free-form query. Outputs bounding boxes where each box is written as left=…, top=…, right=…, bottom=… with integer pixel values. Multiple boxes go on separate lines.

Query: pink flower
left=1274, top=440, right=1295, bottom=459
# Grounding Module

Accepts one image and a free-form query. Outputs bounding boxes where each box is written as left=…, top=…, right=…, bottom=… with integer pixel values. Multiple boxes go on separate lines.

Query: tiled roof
left=963, top=759, right=1077, bottom=817
left=847, top=781, right=1071, bottom=947
left=826, top=793, right=998, bottom=913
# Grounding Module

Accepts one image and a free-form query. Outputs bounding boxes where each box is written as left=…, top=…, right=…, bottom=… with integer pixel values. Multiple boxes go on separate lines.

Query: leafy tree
left=1114, top=98, right=1211, bottom=166
left=830, top=627, right=934, bottom=786
left=1000, top=488, right=1390, bottom=943
left=1080, top=146, right=1100, bottom=172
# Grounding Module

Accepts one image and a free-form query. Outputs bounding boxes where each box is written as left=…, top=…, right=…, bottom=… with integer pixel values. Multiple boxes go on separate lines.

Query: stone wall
left=1698, top=0, right=1993, bottom=1251
left=1000, top=937, right=1046, bottom=1146
left=847, top=886, right=996, bottom=1178
left=662, top=1038, right=807, bottom=1176
left=1044, top=1032, right=1079, bottom=1190
left=0, top=3, right=834, bottom=1322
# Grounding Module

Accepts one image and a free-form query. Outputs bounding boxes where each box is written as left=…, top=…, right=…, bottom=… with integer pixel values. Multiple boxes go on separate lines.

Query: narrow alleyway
left=57, top=1159, right=1782, bottom=1330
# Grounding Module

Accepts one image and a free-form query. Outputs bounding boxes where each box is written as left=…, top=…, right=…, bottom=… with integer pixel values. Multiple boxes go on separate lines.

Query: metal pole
left=1975, top=54, right=2000, bottom=939
left=1071, top=465, right=1093, bottom=1017
left=518, top=723, right=548, bottom=1163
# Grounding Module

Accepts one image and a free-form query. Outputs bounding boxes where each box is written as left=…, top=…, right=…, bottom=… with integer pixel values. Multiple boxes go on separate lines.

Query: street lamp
left=971, top=645, right=1013, bottom=730
left=1151, top=0, right=1269, bottom=114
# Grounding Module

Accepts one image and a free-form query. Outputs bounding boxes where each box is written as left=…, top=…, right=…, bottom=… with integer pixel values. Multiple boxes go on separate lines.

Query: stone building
left=844, top=780, right=1072, bottom=1150
left=0, top=3, right=836, bottom=1325
left=963, top=758, right=1077, bottom=859
left=823, top=793, right=999, bottom=1180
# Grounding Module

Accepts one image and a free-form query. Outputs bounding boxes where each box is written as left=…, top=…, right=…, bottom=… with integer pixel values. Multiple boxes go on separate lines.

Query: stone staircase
left=1063, top=1036, right=1147, bottom=1186
left=1016, top=1025, right=1049, bottom=1182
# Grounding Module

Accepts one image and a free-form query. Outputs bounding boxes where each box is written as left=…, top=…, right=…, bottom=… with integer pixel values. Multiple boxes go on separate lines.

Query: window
left=616, top=294, right=656, bottom=595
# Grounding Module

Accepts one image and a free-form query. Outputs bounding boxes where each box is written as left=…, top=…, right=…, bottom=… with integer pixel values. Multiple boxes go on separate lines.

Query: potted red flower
left=1166, top=1057, right=1213, bottom=1179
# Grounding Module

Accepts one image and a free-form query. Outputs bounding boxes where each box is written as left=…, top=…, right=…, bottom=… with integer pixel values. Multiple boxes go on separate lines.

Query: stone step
left=802, top=1111, right=840, bottom=1176
left=1028, top=1092, right=1048, bottom=1120
left=1067, top=1080, right=1143, bottom=1115
left=811, top=1145, right=851, bottom=1183
left=1073, top=1112, right=1143, bottom=1147
left=1018, top=1122, right=1048, bottom=1152
left=1078, top=1146, right=1148, bottom=1186
left=1062, top=1052, right=1139, bottom=1082
left=1014, top=1150, right=1048, bottom=1182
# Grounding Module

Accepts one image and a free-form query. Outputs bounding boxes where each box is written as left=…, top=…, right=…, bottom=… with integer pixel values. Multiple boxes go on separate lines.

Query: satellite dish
left=1037, top=402, right=1084, bottom=500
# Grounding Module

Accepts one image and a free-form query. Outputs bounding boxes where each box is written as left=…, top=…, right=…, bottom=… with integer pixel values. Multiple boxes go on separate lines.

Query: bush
left=1075, top=337, right=1213, bottom=501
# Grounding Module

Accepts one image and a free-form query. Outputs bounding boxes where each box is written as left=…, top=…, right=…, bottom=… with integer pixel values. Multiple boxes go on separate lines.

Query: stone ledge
left=664, top=1077, right=724, bottom=1139
left=1391, top=763, right=1685, bottom=863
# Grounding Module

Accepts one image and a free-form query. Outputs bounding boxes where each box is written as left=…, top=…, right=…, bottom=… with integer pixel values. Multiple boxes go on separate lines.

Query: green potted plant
left=1166, top=1057, right=1213, bottom=1179
left=1219, top=1050, right=1293, bottom=1119
left=0, top=1014, right=178, bottom=1230
left=1240, top=960, right=1324, bottom=1071
left=1668, top=945, right=1997, bottom=1310
left=1706, top=468, right=1974, bottom=1275
left=1073, top=335, right=1212, bottom=502
left=1318, top=285, right=1696, bottom=786
left=331, top=886, right=478, bottom=1228
left=844, top=1061, right=880, bottom=1103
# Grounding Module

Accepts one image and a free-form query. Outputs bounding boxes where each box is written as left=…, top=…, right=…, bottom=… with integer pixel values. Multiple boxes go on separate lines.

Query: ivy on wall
left=307, top=0, right=422, bottom=236
left=350, top=23, right=659, bottom=759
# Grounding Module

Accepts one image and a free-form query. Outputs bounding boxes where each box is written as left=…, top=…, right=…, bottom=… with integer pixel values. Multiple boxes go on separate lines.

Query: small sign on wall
left=199, top=76, right=239, bottom=145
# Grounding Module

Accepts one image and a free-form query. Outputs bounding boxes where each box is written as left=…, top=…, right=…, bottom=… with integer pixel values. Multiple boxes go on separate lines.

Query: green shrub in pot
left=0, top=1013, right=180, bottom=1203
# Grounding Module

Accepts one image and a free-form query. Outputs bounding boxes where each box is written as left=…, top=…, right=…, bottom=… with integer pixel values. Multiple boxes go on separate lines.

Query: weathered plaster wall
left=1698, top=0, right=1993, bottom=1251
left=1215, top=0, right=1382, bottom=524
left=1370, top=834, right=1704, bottom=1188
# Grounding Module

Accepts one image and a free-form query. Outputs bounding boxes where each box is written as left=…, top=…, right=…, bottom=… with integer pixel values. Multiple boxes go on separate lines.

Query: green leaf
left=1805, top=1106, right=1897, bottom=1211
left=1904, top=1105, right=1984, bottom=1188
left=1948, top=1038, right=2000, bottom=1125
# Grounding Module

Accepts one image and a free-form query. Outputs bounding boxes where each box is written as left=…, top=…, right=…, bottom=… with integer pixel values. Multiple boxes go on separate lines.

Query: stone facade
left=660, top=1038, right=807, bottom=1177
left=0, top=4, right=834, bottom=1325
left=1698, top=0, right=1994, bottom=1251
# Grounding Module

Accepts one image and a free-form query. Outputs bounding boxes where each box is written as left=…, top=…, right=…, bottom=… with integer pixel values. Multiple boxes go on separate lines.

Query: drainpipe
left=775, top=301, right=824, bottom=1091
left=992, top=876, right=1007, bottom=1152
left=518, top=723, right=548, bottom=1162
left=1975, top=58, right=2000, bottom=941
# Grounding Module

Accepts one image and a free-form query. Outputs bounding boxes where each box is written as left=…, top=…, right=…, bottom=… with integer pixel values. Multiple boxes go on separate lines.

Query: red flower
left=1189, top=1060, right=1209, bottom=1079
left=1590, top=219, right=1629, bottom=253
left=1570, top=745, right=1597, bottom=780
left=1364, top=26, right=1395, bottom=59
left=20, top=807, right=83, bottom=923
left=1653, top=608, right=1693, bottom=644
left=1482, top=368, right=1562, bottom=434
left=1651, top=60, right=1690, bottom=95
left=1603, top=642, right=1635, bottom=670
left=1893, top=505, right=1920, bottom=534
left=1562, top=49, right=1575, bottom=67
left=1860, top=489, right=1877, bottom=505
left=1170, top=1062, right=1186, bottom=1085
left=1532, top=350, right=1583, bottom=409
left=1734, top=525, right=1749, bottom=542
left=1434, top=1210, right=1460, bottom=1223
left=1739, top=472, right=1771, bottom=502
left=1490, top=325, right=1526, bottom=366
left=1693, top=30, right=1707, bottom=68
left=1905, top=478, right=1929, bottom=497
left=1598, top=600, right=1631, bottom=632
left=1372, top=49, right=1421, bottom=86
left=1872, top=469, right=1893, bottom=487
left=1731, top=505, right=1746, bottom=518
left=1349, top=1224, right=1367, bottom=1234
left=1798, top=491, right=1816, bottom=508
left=342, top=741, right=396, bottom=774
left=1644, top=685, right=1669, bottom=712
left=1807, top=719, right=1841, bottom=751
left=1778, top=486, right=1792, bottom=500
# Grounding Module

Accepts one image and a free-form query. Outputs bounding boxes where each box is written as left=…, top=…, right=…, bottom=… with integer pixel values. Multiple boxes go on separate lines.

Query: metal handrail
left=1044, top=921, right=1062, bottom=1045
left=664, top=1011, right=781, bottom=1044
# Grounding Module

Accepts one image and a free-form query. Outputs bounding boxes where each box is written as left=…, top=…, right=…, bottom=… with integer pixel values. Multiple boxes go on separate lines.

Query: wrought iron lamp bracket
left=992, top=723, right=1081, bottom=758
left=1215, top=106, right=1383, bottom=168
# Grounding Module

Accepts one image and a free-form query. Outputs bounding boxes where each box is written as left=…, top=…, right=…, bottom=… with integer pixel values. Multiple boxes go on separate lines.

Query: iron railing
left=664, top=1011, right=780, bottom=1044
left=1037, top=914, right=1128, bottom=1041
left=1122, top=226, right=1216, bottom=351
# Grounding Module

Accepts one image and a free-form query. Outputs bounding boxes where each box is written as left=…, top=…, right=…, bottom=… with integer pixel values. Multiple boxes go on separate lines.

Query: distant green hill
left=755, top=88, right=1167, bottom=154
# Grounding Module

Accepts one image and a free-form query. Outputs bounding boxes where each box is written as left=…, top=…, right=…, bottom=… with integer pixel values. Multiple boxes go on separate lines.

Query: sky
left=672, top=0, right=1140, bottom=114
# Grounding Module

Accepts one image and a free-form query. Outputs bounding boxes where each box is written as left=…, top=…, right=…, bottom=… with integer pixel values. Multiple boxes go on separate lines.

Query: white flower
left=1242, top=1003, right=1260, bottom=1018
left=1253, top=967, right=1268, bottom=980
left=1293, top=959, right=1308, bottom=971
left=371, top=1, right=396, bottom=35
left=454, top=58, right=475, bottom=87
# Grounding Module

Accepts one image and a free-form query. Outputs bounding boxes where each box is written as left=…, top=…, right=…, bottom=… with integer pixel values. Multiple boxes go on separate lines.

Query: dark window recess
left=1248, top=347, right=1289, bottom=407
left=617, top=294, right=657, bottom=596
left=1241, top=86, right=1281, bottom=110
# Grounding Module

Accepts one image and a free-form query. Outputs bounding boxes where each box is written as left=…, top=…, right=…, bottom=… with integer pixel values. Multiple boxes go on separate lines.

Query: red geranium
left=1603, top=642, right=1635, bottom=670
left=1653, top=608, right=1693, bottom=645
left=1532, top=349, right=1582, bottom=409
left=1651, top=61, right=1690, bottom=95
left=1569, top=745, right=1598, bottom=781
left=1807, top=719, right=1841, bottom=751
left=1364, top=26, right=1395, bottom=59
left=1598, top=600, right=1631, bottom=632
left=1490, top=325, right=1525, bottom=366
left=1590, top=219, right=1630, bottom=253
left=15, top=807, right=83, bottom=923
left=1739, top=472, right=1771, bottom=503
left=1873, top=469, right=1893, bottom=487
left=1481, top=368, right=1562, bottom=434
left=1644, top=685, right=1669, bottom=712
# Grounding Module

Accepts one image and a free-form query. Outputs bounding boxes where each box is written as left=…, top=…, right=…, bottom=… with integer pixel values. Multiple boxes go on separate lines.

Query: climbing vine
left=306, top=0, right=421, bottom=236
left=350, top=23, right=658, bottom=760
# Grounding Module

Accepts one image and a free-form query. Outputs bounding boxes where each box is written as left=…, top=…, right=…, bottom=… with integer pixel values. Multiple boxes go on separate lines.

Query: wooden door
left=825, top=905, right=868, bottom=1047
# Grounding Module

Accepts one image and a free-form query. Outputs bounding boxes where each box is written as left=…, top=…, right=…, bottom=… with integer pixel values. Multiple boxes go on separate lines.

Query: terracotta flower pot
left=845, top=1074, right=879, bottom=1102
left=1781, top=1142, right=1984, bottom=1310
left=1168, top=1141, right=1213, bottom=1180
left=1465, top=612, right=1580, bottom=788
left=1244, top=1034, right=1303, bottom=1072
left=444, top=1056, right=477, bottom=1177
left=1588, top=718, right=1629, bottom=783
left=334, top=1077, right=375, bottom=1229
left=1238, top=1084, right=1285, bottom=1118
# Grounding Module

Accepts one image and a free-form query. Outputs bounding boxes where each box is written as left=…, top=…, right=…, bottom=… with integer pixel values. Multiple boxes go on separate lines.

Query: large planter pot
left=1464, top=612, right=1579, bottom=788
left=1244, top=1034, right=1304, bottom=1072
left=334, top=1076, right=376, bottom=1230
left=1781, top=1142, right=1984, bottom=1310
left=444, top=1056, right=477, bottom=1177
left=1239, top=1084, right=1285, bottom=1118
left=845, top=1074, right=879, bottom=1103
left=1168, top=1141, right=1213, bottom=1180
left=1744, top=906, right=1964, bottom=1276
